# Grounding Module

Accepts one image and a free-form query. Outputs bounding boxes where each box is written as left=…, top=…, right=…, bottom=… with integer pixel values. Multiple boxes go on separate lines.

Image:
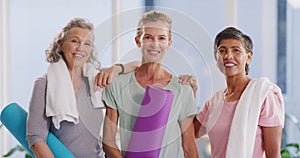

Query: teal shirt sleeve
left=178, top=84, right=197, bottom=121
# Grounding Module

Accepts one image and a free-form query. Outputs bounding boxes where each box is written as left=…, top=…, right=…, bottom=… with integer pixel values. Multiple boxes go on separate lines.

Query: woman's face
left=60, top=27, right=93, bottom=69
left=135, top=21, right=172, bottom=64
left=216, top=38, right=252, bottom=77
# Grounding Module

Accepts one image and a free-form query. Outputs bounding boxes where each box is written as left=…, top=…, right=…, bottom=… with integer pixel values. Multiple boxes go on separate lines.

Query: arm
left=193, top=117, right=202, bottom=138
left=102, top=106, right=123, bottom=158
left=260, top=91, right=284, bottom=158
left=30, top=142, right=54, bottom=158
left=194, top=115, right=207, bottom=139
left=122, top=61, right=141, bottom=74
left=178, top=75, right=198, bottom=98
left=26, top=76, right=54, bottom=158
left=262, top=126, right=282, bottom=158
left=180, top=116, right=199, bottom=158
left=95, top=61, right=140, bottom=89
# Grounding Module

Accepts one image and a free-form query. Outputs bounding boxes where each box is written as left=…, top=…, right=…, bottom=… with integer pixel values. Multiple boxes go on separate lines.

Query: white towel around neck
left=226, top=77, right=284, bottom=158
left=46, top=59, right=104, bottom=129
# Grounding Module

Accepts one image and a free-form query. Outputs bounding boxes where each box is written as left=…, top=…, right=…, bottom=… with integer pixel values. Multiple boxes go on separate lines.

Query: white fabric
left=226, top=77, right=284, bottom=158
left=46, top=59, right=104, bottom=129
left=82, top=62, right=104, bottom=109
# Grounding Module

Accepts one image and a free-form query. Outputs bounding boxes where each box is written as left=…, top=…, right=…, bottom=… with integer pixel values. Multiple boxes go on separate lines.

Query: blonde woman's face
left=60, top=27, right=93, bottom=69
left=135, top=21, right=172, bottom=64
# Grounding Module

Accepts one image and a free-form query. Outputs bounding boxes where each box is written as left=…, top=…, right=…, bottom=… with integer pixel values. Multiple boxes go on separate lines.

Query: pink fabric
left=196, top=91, right=284, bottom=158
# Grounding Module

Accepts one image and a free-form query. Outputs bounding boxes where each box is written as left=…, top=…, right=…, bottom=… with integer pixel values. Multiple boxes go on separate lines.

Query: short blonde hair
left=136, top=11, right=172, bottom=39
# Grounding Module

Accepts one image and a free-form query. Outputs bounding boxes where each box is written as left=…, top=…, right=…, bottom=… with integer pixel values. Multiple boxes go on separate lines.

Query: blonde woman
left=102, top=11, right=199, bottom=158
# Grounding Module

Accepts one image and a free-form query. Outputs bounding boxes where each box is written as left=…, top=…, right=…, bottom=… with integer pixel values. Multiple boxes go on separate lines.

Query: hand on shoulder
left=178, top=75, right=198, bottom=97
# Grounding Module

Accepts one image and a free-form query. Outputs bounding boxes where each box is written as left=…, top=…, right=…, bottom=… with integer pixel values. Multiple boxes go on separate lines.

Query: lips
left=73, top=53, right=84, bottom=58
left=148, top=50, right=160, bottom=55
left=224, top=62, right=236, bottom=67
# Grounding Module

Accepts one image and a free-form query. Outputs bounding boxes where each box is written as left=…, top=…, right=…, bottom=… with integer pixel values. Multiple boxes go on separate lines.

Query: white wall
left=0, top=0, right=11, bottom=155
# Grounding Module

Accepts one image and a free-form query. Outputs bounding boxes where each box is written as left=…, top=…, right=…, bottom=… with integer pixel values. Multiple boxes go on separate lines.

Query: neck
left=135, top=62, right=171, bottom=88
left=68, top=65, right=82, bottom=78
left=68, top=66, right=83, bottom=93
left=224, top=75, right=251, bottom=101
left=136, top=62, right=163, bottom=78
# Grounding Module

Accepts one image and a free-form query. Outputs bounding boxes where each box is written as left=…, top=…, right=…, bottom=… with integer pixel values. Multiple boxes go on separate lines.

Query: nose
left=75, top=42, right=85, bottom=51
left=149, top=38, right=159, bottom=48
left=224, top=51, right=233, bottom=59
left=153, top=37, right=160, bottom=45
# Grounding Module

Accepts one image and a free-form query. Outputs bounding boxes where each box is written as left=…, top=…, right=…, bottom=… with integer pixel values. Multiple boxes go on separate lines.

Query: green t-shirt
left=102, top=72, right=197, bottom=158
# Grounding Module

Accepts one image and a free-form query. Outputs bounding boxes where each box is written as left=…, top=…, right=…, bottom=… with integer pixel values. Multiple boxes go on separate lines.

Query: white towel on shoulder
left=226, top=77, right=284, bottom=158
left=82, top=62, right=105, bottom=109
left=46, top=59, right=104, bottom=129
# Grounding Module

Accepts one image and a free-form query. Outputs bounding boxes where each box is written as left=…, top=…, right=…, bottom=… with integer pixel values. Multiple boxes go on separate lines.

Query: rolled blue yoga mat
left=0, top=102, right=74, bottom=158
left=125, top=86, right=174, bottom=158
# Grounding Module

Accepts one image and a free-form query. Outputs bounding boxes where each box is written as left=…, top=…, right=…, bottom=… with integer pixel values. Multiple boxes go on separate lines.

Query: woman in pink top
left=193, top=27, right=284, bottom=158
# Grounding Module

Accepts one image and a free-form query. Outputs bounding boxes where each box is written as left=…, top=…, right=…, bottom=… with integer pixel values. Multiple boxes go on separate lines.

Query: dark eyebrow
left=218, top=46, right=227, bottom=49
left=231, top=46, right=242, bottom=49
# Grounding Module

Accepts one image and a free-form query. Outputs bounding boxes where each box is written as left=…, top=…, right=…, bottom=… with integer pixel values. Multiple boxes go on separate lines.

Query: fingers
left=178, top=75, right=195, bottom=84
left=107, top=73, right=113, bottom=85
left=94, top=74, right=99, bottom=91
left=178, top=75, right=185, bottom=84
left=101, top=71, right=109, bottom=87
left=95, top=67, right=115, bottom=88
left=94, top=71, right=105, bottom=88
left=178, top=75, right=198, bottom=92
